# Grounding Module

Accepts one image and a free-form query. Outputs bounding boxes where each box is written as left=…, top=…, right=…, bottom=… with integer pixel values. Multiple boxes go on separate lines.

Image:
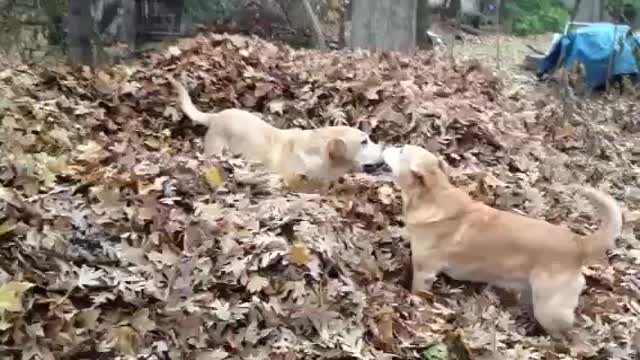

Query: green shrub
left=504, top=0, right=569, bottom=36
left=183, top=0, right=243, bottom=24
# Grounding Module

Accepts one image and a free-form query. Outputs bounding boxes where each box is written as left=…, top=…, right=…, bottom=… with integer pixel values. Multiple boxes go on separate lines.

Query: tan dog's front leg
left=411, top=258, right=442, bottom=295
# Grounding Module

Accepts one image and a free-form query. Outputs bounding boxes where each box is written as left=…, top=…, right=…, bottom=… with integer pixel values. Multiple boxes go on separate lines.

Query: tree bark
left=351, top=0, right=417, bottom=50
left=67, top=0, right=94, bottom=65
left=416, top=0, right=432, bottom=49
left=301, top=0, right=327, bottom=48
left=445, top=0, right=461, bottom=19
left=277, top=0, right=326, bottom=48
left=122, top=0, right=136, bottom=51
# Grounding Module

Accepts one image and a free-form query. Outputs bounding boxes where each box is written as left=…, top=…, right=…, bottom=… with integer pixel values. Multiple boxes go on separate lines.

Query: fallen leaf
left=377, top=306, right=394, bottom=344
left=130, top=308, right=156, bottom=335
left=422, top=343, right=449, bottom=360
left=196, top=349, right=229, bottom=360
left=0, top=281, right=35, bottom=312
left=246, top=274, right=269, bottom=293
left=203, top=166, right=223, bottom=188
left=288, top=241, right=310, bottom=266
left=107, top=326, right=139, bottom=355
left=0, top=220, right=16, bottom=236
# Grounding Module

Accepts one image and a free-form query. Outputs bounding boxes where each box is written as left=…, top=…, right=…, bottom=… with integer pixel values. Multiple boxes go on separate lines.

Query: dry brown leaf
left=288, top=241, right=310, bottom=266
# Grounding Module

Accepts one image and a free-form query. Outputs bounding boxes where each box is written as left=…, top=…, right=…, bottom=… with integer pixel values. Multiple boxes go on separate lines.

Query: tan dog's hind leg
left=529, top=269, right=585, bottom=339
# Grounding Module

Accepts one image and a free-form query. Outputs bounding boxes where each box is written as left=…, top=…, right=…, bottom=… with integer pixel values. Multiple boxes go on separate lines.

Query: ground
left=0, top=30, right=639, bottom=360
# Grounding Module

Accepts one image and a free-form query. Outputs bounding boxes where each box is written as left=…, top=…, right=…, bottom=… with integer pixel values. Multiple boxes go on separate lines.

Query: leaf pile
left=0, top=32, right=639, bottom=359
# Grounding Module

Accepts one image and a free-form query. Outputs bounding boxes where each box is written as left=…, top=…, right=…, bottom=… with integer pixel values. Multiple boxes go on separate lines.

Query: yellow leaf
left=0, top=220, right=16, bottom=236
left=108, top=325, right=139, bottom=355
left=143, top=138, right=161, bottom=150
left=0, top=281, right=35, bottom=313
left=288, top=242, right=309, bottom=266
left=284, top=174, right=304, bottom=188
left=376, top=306, right=394, bottom=343
left=203, top=166, right=223, bottom=188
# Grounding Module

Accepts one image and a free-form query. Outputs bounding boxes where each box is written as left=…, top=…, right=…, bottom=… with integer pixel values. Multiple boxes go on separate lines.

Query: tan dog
left=167, top=76, right=385, bottom=188
left=382, top=144, right=623, bottom=338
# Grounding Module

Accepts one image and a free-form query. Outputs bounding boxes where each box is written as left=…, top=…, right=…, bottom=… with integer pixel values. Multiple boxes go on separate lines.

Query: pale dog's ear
left=409, top=163, right=427, bottom=186
left=327, top=138, right=347, bottom=160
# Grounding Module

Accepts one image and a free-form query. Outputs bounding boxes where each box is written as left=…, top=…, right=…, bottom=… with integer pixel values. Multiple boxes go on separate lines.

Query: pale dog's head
left=382, top=144, right=448, bottom=192
left=321, top=127, right=385, bottom=174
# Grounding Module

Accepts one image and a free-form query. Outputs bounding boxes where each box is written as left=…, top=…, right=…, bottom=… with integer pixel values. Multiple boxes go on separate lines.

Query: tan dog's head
left=320, top=126, right=385, bottom=174
left=382, top=145, right=448, bottom=193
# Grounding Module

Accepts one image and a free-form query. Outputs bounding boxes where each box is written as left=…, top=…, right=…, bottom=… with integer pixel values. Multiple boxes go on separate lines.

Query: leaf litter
left=0, top=32, right=639, bottom=359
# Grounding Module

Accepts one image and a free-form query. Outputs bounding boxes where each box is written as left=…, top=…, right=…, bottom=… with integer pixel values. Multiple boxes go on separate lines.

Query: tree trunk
left=416, top=0, right=432, bottom=49
left=339, top=0, right=351, bottom=48
left=277, top=0, right=326, bottom=48
left=122, top=0, right=137, bottom=51
left=351, top=0, right=417, bottom=50
left=67, top=0, right=94, bottom=65
left=445, top=0, right=461, bottom=18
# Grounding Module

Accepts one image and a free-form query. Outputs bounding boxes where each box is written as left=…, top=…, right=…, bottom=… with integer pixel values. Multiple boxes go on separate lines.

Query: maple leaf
left=0, top=281, right=34, bottom=312
left=74, top=265, right=105, bottom=289
left=203, top=166, right=223, bottom=188
left=288, top=241, right=310, bottom=266
left=211, top=299, right=232, bottom=321
left=422, top=343, right=449, bottom=360
left=246, top=274, right=269, bottom=293
left=105, top=325, right=139, bottom=355
left=130, top=308, right=156, bottom=335
left=196, top=349, right=229, bottom=360
left=0, top=219, right=16, bottom=236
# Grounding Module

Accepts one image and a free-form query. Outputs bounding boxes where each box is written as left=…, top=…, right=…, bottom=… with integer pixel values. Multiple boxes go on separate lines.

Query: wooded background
left=0, top=0, right=637, bottom=65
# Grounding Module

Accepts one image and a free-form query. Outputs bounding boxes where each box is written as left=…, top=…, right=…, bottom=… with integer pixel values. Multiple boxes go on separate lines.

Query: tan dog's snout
left=382, top=145, right=445, bottom=184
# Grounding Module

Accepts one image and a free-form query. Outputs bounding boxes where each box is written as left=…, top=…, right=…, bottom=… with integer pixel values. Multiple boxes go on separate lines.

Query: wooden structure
left=136, top=0, right=184, bottom=39
left=67, top=0, right=185, bottom=64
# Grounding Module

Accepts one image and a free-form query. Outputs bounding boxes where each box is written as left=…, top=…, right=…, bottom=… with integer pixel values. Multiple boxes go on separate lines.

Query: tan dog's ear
left=409, top=162, right=441, bottom=190
left=437, top=158, right=447, bottom=173
left=327, top=138, right=347, bottom=160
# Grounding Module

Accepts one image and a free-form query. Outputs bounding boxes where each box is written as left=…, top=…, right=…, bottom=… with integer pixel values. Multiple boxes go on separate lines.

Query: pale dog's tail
left=166, top=76, right=216, bottom=125
left=576, top=186, right=623, bottom=257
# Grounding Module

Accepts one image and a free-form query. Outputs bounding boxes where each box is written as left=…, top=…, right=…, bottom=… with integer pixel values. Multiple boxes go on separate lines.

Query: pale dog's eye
left=360, top=138, right=368, bottom=145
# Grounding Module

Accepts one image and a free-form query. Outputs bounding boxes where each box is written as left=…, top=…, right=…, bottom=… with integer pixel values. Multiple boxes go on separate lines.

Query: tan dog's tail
left=577, top=186, right=622, bottom=256
left=166, top=76, right=216, bottom=125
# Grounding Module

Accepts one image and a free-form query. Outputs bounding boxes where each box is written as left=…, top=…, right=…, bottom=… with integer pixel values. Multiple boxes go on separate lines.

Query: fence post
left=122, top=0, right=137, bottom=51
left=67, top=0, right=95, bottom=65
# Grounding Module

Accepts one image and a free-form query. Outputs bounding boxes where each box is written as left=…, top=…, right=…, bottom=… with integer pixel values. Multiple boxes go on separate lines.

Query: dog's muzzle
left=363, top=161, right=392, bottom=175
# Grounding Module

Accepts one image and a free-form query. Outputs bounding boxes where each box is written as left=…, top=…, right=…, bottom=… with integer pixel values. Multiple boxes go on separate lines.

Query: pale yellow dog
left=167, top=76, right=386, bottom=188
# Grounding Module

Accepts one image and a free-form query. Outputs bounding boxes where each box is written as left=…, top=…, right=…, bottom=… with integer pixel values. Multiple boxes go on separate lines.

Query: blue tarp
left=538, top=23, right=640, bottom=88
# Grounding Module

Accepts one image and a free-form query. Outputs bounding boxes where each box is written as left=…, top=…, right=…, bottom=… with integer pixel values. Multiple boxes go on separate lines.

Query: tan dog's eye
left=360, top=139, right=367, bottom=145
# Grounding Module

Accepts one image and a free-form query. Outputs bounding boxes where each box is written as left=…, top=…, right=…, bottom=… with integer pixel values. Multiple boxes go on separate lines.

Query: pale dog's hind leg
left=203, top=128, right=225, bottom=156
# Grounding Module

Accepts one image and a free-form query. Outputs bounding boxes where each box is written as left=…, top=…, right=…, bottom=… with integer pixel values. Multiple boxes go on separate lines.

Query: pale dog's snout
left=381, top=146, right=401, bottom=175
